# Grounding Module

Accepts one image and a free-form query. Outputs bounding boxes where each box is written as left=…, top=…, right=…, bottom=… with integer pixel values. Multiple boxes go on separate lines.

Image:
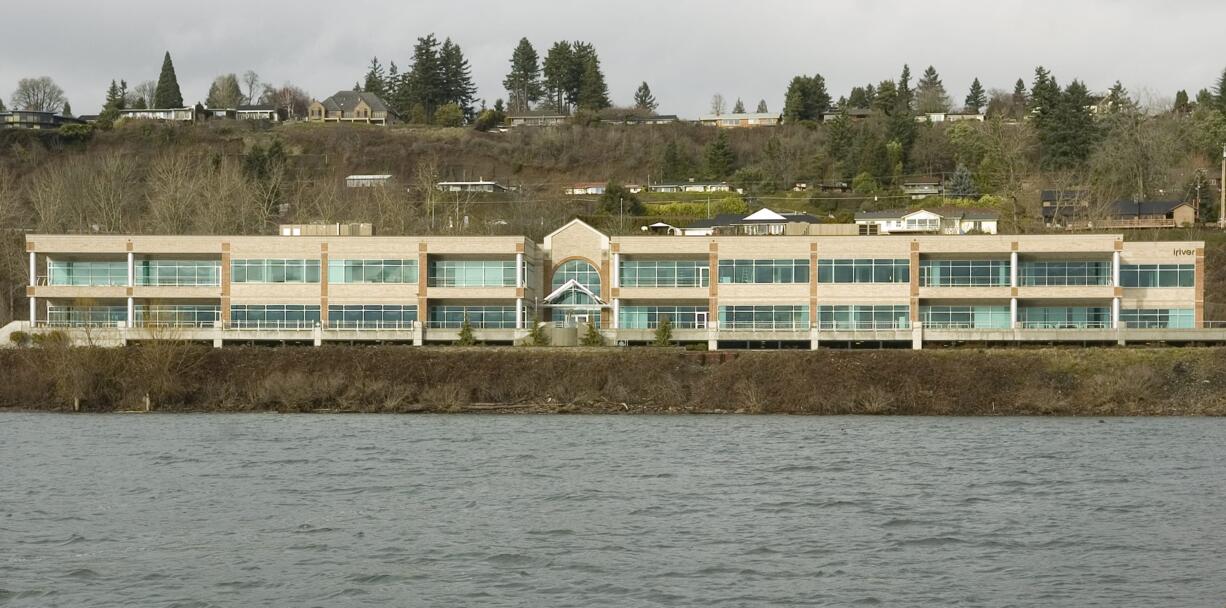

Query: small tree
left=755, top=99, right=768, bottom=113
left=434, top=103, right=464, bottom=126
left=653, top=317, right=673, bottom=347
left=732, top=98, right=745, bottom=113
left=581, top=320, right=603, bottom=346
left=599, top=182, right=645, bottom=216
left=457, top=314, right=476, bottom=346
left=525, top=314, right=550, bottom=346
left=633, top=81, right=657, bottom=112
left=946, top=164, right=978, bottom=199
left=704, top=131, right=735, bottom=179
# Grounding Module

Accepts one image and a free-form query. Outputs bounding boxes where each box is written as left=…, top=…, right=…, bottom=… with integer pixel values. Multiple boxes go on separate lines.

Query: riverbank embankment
left=2, top=346, right=1225, bottom=415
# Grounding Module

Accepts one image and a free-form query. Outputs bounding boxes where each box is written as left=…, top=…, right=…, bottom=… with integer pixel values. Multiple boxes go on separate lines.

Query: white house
left=346, top=175, right=393, bottom=188
left=436, top=180, right=511, bottom=193
left=854, top=207, right=999, bottom=235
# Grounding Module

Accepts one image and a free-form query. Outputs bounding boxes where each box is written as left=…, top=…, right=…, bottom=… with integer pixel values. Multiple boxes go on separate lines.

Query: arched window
left=552, top=259, right=601, bottom=293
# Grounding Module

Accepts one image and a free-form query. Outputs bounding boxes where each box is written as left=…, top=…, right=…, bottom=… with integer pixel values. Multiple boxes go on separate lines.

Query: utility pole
left=1220, top=145, right=1225, bottom=229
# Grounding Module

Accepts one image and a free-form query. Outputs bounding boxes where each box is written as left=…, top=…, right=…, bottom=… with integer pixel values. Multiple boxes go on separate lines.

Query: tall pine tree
left=1215, top=67, right=1226, bottom=114
left=153, top=51, right=183, bottom=108
left=633, top=81, right=657, bottom=112
left=732, top=98, right=745, bottom=113
left=363, top=57, right=386, bottom=97
left=705, top=131, right=735, bottom=179
left=964, top=78, right=986, bottom=113
left=439, top=38, right=477, bottom=120
left=572, top=41, right=609, bottom=111
left=897, top=64, right=914, bottom=113
left=541, top=41, right=575, bottom=113
left=915, top=65, right=950, bottom=113
left=756, top=99, right=768, bottom=113
left=503, top=38, right=543, bottom=114
left=1011, top=78, right=1028, bottom=118
left=404, top=34, right=444, bottom=121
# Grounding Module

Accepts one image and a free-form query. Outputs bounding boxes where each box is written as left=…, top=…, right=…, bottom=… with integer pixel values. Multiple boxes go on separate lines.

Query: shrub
left=8, top=331, right=30, bottom=347
left=456, top=314, right=476, bottom=346
left=524, top=315, right=550, bottom=346
left=653, top=317, right=673, bottom=347
left=580, top=321, right=604, bottom=346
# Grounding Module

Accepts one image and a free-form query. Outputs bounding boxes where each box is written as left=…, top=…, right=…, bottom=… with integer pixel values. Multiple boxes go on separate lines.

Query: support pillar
left=515, top=252, right=525, bottom=288
left=413, top=321, right=424, bottom=347
left=213, top=337, right=223, bottom=348
left=1010, top=297, right=1018, bottom=327
left=1112, top=296, right=1121, bottom=330
left=312, top=325, right=322, bottom=347
left=127, top=296, right=135, bottom=329
left=911, top=321, right=923, bottom=350
left=707, top=321, right=718, bottom=351
left=809, top=326, right=820, bottom=350
left=1010, top=251, right=1019, bottom=287
left=29, top=251, right=36, bottom=325
left=516, top=298, right=524, bottom=329
left=611, top=298, right=619, bottom=329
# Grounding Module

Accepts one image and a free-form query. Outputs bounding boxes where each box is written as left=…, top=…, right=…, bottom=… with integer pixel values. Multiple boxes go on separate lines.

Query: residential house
left=236, top=105, right=287, bottom=121
left=902, top=179, right=943, bottom=200
left=436, top=180, right=511, bottom=193
left=1040, top=190, right=1091, bottom=227
left=1064, top=200, right=1197, bottom=230
left=917, top=112, right=986, bottom=123
left=307, top=91, right=396, bottom=125
left=346, top=175, right=393, bottom=188
left=854, top=207, right=1000, bottom=235
left=697, top=112, right=782, bottom=128
left=819, top=108, right=876, bottom=122
left=507, top=114, right=568, bottom=127
left=602, top=114, right=680, bottom=126
left=565, top=182, right=608, bottom=196
left=650, top=181, right=736, bottom=194
left=682, top=208, right=856, bottom=236
left=819, top=181, right=851, bottom=193
left=118, top=107, right=201, bottom=122
left=0, top=111, right=86, bottom=130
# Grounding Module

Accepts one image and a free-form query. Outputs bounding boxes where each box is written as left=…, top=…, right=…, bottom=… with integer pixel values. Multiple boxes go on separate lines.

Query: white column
left=127, top=297, right=134, bottom=328
left=127, top=251, right=135, bottom=287
left=1010, top=297, right=1018, bottom=328
left=1112, top=250, right=1121, bottom=286
left=1010, top=251, right=1018, bottom=287
left=611, top=298, right=619, bottom=329
left=1112, top=297, right=1121, bottom=329
left=29, top=297, right=36, bottom=326
left=611, top=253, right=620, bottom=288
left=515, top=252, right=525, bottom=288
left=516, top=298, right=524, bottom=329
left=29, top=251, right=36, bottom=286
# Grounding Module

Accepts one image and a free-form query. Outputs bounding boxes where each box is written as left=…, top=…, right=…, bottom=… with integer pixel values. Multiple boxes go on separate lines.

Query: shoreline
left=4, top=345, right=1226, bottom=416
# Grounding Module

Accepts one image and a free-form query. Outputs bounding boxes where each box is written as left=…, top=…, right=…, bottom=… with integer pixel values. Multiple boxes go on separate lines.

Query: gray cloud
left=3, top=0, right=1224, bottom=116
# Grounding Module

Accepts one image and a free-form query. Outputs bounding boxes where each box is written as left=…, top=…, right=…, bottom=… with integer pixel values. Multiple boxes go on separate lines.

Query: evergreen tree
left=457, top=314, right=475, bottom=346
left=386, top=61, right=400, bottom=100
left=503, top=38, right=543, bottom=114
left=873, top=80, right=898, bottom=114
left=98, top=80, right=125, bottom=126
left=730, top=98, right=743, bottom=113
left=153, top=51, right=183, bottom=108
left=964, top=77, right=986, bottom=113
left=756, top=99, right=768, bottom=113
left=847, top=86, right=870, bottom=109
left=1041, top=79, right=1098, bottom=170
left=574, top=42, right=609, bottom=111
left=525, top=314, right=550, bottom=346
left=633, top=81, right=658, bottom=112
left=705, top=131, right=735, bottom=179
left=807, top=74, right=831, bottom=117
left=1215, top=67, right=1226, bottom=114
left=541, top=41, right=575, bottom=113
left=205, top=74, right=243, bottom=108
left=1028, top=66, right=1061, bottom=139
left=581, top=320, right=604, bottom=346
left=1011, top=78, right=1028, bottom=118
left=405, top=34, right=444, bottom=121
left=598, top=182, right=644, bottom=216
left=946, top=164, right=978, bottom=199
left=439, top=38, right=477, bottom=119
left=660, top=140, right=684, bottom=180
left=652, top=317, right=673, bottom=347
left=363, top=57, right=386, bottom=97
left=1174, top=90, right=1191, bottom=114
left=781, top=74, right=830, bottom=122
left=1103, top=80, right=1135, bottom=113
left=0, top=98, right=5, bottom=112
left=1195, top=88, right=1214, bottom=109
left=897, top=64, right=914, bottom=112
left=61, top=100, right=72, bottom=117
left=915, top=65, right=950, bottom=113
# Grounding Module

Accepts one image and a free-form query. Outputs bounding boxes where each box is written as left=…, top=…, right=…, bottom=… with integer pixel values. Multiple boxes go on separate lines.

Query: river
left=0, top=414, right=1222, bottom=607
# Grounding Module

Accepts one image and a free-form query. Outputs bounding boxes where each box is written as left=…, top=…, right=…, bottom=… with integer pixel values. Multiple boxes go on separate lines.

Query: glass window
left=230, top=304, right=320, bottom=328
left=919, top=260, right=1010, bottom=287
left=47, top=260, right=128, bottom=286
left=1019, top=261, right=1111, bottom=286
left=817, top=259, right=909, bottom=283
left=135, top=260, right=222, bottom=286
left=428, top=260, right=517, bottom=287
left=919, top=305, right=1011, bottom=329
left=1018, top=306, right=1110, bottom=329
left=619, top=306, right=708, bottom=329
left=551, top=260, right=601, bottom=292
left=133, top=304, right=220, bottom=327
left=1118, top=264, right=1194, bottom=288
left=426, top=305, right=517, bottom=328
left=327, top=304, right=417, bottom=328
left=818, top=305, right=911, bottom=330
left=1120, top=308, right=1194, bottom=329
left=717, top=259, right=809, bottom=284
left=45, top=304, right=127, bottom=327
left=327, top=259, right=419, bottom=284
left=717, top=305, right=809, bottom=329
left=230, top=259, right=321, bottom=284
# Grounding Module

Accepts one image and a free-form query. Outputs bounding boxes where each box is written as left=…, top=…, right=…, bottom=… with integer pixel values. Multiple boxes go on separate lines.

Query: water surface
left=1, top=414, right=1223, bottom=607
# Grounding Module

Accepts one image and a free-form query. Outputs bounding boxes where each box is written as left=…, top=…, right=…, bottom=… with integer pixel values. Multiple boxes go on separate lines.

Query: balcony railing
left=1019, top=321, right=1111, bottom=329
left=817, top=320, right=911, bottom=331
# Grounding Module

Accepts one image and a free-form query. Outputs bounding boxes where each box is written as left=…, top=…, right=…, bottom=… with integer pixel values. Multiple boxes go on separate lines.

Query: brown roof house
left=307, top=91, right=397, bottom=125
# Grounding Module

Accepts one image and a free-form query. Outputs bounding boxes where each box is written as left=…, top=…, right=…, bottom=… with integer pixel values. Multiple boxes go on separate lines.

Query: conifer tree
left=946, top=164, right=978, bottom=199
left=61, top=100, right=72, bottom=117
left=915, top=65, right=950, bottom=113
left=633, top=81, right=657, bottom=112
left=581, top=320, right=604, bottom=346
left=1173, top=90, right=1190, bottom=114
left=525, top=314, right=550, bottom=346
left=363, top=57, right=386, bottom=97
left=153, top=51, right=183, bottom=108
left=574, top=43, right=610, bottom=111
left=541, top=41, right=574, bottom=113
left=98, top=80, right=125, bottom=126
left=439, top=38, right=477, bottom=119
left=897, top=64, right=914, bottom=112
left=205, top=74, right=243, bottom=108
left=756, top=99, right=768, bottom=113
left=0, top=98, right=5, bottom=112
left=732, top=98, right=745, bottom=113
left=705, top=131, right=735, bottom=179
left=653, top=317, right=673, bottom=347
left=660, top=140, right=684, bottom=180
left=503, top=38, right=543, bottom=114
left=1214, top=67, right=1226, bottom=114
left=457, top=314, right=475, bottom=346
left=964, top=77, right=986, bottom=113
left=1011, top=78, right=1028, bottom=118
left=404, top=34, right=444, bottom=120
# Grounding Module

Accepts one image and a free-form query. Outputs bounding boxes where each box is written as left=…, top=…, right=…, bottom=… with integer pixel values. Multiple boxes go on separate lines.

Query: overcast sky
left=3, top=0, right=1224, bottom=116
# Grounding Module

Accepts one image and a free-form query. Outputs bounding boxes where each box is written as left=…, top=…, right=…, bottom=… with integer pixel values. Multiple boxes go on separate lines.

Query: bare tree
left=85, top=153, right=139, bottom=233
left=133, top=80, right=158, bottom=108
left=11, top=76, right=66, bottom=112
left=242, top=70, right=261, bottom=105
left=259, top=83, right=310, bottom=118
left=710, top=93, right=726, bottom=116
left=146, top=153, right=203, bottom=233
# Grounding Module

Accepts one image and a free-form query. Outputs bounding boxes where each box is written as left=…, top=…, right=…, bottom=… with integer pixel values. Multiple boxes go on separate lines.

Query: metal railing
left=817, top=321, right=911, bottom=331
left=323, top=321, right=417, bottom=331
left=720, top=322, right=810, bottom=331
left=1018, top=321, right=1111, bottom=330
left=228, top=321, right=318, bottom=331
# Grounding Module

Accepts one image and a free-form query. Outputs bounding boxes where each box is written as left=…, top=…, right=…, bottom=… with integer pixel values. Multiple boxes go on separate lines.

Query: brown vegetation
left=1, top=346, right=1225, bottom=415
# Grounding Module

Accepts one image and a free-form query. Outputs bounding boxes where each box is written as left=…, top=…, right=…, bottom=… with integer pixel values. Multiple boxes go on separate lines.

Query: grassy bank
left=2, top=346, right=1225, bottom=415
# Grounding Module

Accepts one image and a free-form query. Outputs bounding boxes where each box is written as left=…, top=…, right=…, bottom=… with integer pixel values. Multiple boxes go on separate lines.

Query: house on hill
left=697, top=112, right=782, bottom=128
left=854, top=207, right=999, bottom=235
left=307, top=91, right=396, bottom=125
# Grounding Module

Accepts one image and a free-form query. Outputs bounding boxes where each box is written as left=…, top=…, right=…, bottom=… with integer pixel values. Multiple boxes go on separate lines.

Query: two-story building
left=855, top=208, right=999, bottom=235
left=697, top=112, right=782, bottom=128
left=307, top=92, right=396, bottom=125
